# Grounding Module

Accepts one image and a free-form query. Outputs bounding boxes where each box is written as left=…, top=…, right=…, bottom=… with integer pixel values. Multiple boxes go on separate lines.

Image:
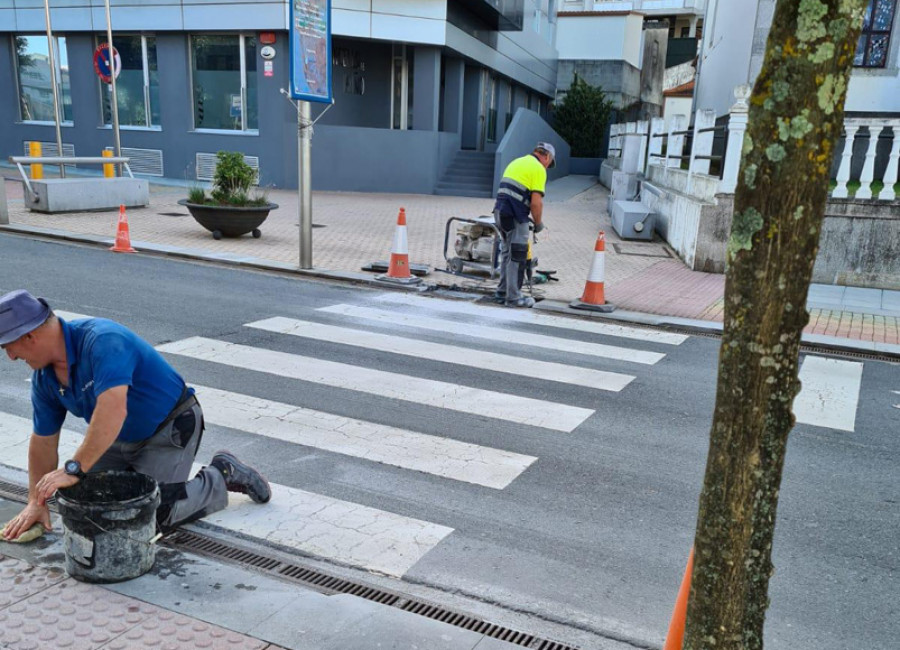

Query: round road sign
left=93, top=43, right=121, bottom=84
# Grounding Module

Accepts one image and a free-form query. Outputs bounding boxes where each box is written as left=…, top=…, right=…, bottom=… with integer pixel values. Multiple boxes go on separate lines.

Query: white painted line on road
left=246, top=317, right=634, bottom=392
left=318, top=305, right=666, bottom=365
left=0, top=411, right=453, bottom=577
left=0, top=412, right=81, bottom=471
left=794, top=356, right=863, bottom=433
left=158, top=338, right=594, bottom=432
left=372, top=292, right=688, bottom=345
left=195, top=385, right=537, bottom=489
left=54, top=310, right=92, bottom=322
left=204, top=485, right=453, bottom=578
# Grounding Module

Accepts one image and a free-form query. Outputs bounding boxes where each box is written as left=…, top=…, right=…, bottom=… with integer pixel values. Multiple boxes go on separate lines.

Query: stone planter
left=178, top=199, right=278, bottom=239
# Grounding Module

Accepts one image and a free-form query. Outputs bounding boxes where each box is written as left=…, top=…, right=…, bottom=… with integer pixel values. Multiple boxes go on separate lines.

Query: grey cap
left=0, top=290, right=51, bottom=345
left=536, top=141, right=556, bottom=167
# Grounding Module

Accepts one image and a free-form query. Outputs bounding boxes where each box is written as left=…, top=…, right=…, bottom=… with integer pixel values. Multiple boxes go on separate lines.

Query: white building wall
left=663, top=96, right=692, bottom=130
left=694, top=0, right=757, bottom=117
left=697, top=0, right=900, bottom=117
left=556, top=13, right=643, bottom=67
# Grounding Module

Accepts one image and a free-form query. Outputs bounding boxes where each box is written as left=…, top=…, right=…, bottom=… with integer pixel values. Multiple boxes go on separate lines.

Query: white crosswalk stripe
left=55, top=310, right=92, bottom=322
left=246, top=317, right=635, bottom=392
left=317, top=304, right=667, bottom=365
left=195, top=385, right=536, bottom=489
left=794, top=356, right=864, bottom=433
left=0, top=411, right=453, bottom=577
left=372, top=292, right=688, bottom=345
left=157, top=337, right=594, bottom=433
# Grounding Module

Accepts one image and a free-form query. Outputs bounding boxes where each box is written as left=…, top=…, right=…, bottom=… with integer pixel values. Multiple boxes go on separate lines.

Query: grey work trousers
left=495, top=211, right=531, bottom=303
left=90, top=401, right=227, bottom=531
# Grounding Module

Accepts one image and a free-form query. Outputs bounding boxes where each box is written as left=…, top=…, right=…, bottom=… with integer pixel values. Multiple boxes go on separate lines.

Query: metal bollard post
left=29, top=142, right=43, bottom=179
left=0, top=175, right=8, bottom=225
left=102, top=149, right=115, bottom=178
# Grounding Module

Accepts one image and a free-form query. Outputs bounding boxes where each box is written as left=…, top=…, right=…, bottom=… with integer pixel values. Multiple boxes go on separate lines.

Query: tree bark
left=684, top=2, right=868, bottom=649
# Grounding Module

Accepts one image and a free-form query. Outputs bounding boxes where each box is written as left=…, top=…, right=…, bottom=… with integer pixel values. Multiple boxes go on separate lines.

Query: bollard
left=102, top=149, right=115, bottom=178
left=0, top=175, right=8, bottom=225
left=29, top=142, right=43, bottom=180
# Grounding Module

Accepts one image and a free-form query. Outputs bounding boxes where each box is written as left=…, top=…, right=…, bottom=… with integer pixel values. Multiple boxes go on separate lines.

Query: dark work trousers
left=89, top=401, right=228, bottom=531
left=494, top=209, right=531, bottom=303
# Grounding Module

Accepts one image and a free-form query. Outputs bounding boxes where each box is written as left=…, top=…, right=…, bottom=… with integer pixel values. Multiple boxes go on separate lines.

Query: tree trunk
left=684, top=2, right=868, bottom=649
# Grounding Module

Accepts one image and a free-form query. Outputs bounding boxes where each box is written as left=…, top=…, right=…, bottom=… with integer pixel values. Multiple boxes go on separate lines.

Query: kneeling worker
left=0, top=289, right=270, bottom=541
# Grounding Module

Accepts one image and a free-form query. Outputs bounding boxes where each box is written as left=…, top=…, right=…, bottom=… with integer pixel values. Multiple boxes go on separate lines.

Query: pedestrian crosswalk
left=0, top=294, right=870, bottom=580
left=195, top=385, right=537, bottom=489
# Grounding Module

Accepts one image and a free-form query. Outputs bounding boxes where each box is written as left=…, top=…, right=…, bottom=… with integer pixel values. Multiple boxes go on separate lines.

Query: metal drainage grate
left=0, top=476, right=578, bottom=649
left=162, top=529, right=579, bottom=649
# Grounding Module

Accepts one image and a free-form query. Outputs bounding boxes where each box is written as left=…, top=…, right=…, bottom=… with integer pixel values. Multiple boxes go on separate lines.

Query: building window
left=98, top=35, right=159, bottom=128
left=190, top=34, right=258, bottom=131
left=15, top=35, right=72, bottom=123
left=855, top=0, right=896, bottom=68
left=391, top=44, right=414, bottom=129
left=486, top=75, right=499, bottom=143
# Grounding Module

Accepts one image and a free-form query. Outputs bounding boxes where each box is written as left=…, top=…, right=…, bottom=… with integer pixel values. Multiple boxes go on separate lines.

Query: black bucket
left=56, top=471, right=160, bottom=583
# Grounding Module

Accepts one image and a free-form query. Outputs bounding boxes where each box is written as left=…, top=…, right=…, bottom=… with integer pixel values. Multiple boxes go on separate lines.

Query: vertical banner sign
left=289, top=0, right=332, bottom=103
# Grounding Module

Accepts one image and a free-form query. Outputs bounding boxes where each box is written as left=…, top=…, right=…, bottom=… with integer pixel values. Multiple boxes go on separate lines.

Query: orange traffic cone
left=663, top=548, right=694, bottom=650
left=376, top=208, right=421, bottom=285
left=570, top=231, right=614, bottom=312
left=110, top=205, right=137, bottom=253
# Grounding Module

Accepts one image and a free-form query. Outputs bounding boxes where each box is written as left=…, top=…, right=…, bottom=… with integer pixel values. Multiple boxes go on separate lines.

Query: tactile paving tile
left=105, top=610, right=269, bottom=649
left=0, top=578, right=149, bottom=650
left=0, top=554, right=67, bottom=609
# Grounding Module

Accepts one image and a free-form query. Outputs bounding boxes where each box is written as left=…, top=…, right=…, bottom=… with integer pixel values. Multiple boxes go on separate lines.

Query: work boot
left=210, top=451, right=271, bottom=504
left=492, top=291, right=506, bottom=304
left=505, top=296, right=535, bottom=308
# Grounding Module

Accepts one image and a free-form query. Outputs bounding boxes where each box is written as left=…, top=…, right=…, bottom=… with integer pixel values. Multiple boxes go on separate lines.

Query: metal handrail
left=9, top=156, right=134, bottom=195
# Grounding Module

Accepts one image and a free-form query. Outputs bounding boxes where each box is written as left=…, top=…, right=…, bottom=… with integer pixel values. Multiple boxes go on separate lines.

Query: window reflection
left=15, top=35, right=72, bottom=123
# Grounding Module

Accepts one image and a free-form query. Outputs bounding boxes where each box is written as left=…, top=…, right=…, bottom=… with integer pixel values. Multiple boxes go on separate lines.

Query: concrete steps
left=435, top=151, right=495, bottom=198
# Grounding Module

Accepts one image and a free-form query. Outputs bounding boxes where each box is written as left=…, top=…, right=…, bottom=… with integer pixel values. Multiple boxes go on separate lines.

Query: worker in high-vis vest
left=493, top=141, right=555, bottom=308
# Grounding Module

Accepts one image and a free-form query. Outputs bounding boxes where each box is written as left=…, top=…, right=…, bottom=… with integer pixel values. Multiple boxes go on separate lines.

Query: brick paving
left=2, top=175, right=897, bottom=345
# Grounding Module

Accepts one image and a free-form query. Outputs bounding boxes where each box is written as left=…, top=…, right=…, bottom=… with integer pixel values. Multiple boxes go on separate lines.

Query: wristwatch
left=63, top=459, right=86, bottom=480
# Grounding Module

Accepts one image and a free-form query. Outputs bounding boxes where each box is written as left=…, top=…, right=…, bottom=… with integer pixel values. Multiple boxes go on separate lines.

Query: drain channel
left=0, top=479, right=579, bottom=650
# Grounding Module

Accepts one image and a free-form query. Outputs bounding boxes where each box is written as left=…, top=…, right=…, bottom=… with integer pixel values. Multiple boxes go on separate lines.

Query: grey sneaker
left=211, top=451, right=271, bottom=504
left=505, top=296, right=535, bottom=308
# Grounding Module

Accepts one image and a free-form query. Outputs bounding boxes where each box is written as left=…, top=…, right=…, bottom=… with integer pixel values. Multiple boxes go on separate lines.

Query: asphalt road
left=0, top=234, right=897, bottom=650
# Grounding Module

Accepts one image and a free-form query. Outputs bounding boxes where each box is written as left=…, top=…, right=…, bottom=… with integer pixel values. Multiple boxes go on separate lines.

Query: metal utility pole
left=42, top=0, right=65, bottom=178
left=298, top=101, right=313, bottom=269
left=103, top=0, right=122, bottom=176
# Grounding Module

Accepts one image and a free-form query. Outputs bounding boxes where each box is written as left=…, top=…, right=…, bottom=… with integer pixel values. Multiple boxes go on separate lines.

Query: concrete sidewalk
left=2, top=171, right=898, bottom=351
left=0, top=495, right=528, bottom=650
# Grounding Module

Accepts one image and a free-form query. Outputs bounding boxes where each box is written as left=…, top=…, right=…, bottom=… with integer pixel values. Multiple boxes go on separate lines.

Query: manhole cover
left=159, top=212, right=190, bottom=217
left=612, top=243, right=672, bottom=258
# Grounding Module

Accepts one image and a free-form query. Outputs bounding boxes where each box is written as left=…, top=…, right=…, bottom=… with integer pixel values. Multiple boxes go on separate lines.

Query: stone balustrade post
left=720, top=85, right=751, bottom=194
left=689, top=109, right=717, bottom=175
left=879, top=121, right=900, bottom=201
left=857, top=122, right=884, bottom=199
left=833, top=120, right=860, bottom=198
left=636, top=120, right=649, bottom=175
left=667, top=114, right=687, bottom=169
left=648, top=117, right=665, bottom=170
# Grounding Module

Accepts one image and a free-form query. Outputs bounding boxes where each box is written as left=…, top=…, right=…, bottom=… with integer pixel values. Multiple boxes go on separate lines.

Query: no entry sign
left=93, top=43, right=121, bottom=84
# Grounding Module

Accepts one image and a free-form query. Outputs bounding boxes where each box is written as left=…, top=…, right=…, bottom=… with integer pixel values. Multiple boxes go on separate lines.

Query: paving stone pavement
left=0, top=554, right=284, bottom=650
left=2, top=173, right=897, bottom=346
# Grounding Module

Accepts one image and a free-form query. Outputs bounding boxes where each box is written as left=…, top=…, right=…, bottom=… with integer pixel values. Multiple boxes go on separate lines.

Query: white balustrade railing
left=606, top=87, right=899, bottom=202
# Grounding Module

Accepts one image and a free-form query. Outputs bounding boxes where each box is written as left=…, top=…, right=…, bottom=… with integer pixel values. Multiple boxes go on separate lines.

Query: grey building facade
left=0, top=0, right=561, bottom=192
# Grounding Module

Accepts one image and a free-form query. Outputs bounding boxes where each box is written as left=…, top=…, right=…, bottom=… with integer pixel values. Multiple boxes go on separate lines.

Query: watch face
left=65, top=460, right=80, bottom=475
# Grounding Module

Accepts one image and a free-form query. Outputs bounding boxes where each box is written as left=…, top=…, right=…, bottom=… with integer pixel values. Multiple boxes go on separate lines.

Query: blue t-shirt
left=31, top=318, right=188, bottom=443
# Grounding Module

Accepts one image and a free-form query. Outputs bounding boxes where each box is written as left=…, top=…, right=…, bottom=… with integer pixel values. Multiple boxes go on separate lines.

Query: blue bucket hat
left=0, top=290, right=51, bottom=345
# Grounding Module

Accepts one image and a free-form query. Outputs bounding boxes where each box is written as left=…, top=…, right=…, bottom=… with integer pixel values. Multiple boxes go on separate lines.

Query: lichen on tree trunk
left=683, top=1, right=868, bottom=649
